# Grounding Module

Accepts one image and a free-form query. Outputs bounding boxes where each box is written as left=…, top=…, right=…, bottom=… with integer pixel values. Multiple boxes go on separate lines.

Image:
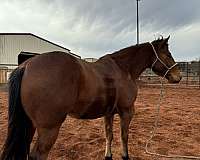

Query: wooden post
left=198, top=60, right=200, bottom=88
left=186, top=62, right=189, bottom=86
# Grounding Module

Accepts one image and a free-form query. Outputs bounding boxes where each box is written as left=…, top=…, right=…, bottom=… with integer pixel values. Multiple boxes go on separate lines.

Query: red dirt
left=0, top=86, right=200, bottom=160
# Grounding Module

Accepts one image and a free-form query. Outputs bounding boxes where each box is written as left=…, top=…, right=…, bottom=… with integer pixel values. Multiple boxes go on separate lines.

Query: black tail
left=0, top=67, right=34, bottom=160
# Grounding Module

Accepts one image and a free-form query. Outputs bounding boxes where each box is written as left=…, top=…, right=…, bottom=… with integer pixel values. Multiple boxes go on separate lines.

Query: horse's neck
left=110, top=44, right=153, bottom=80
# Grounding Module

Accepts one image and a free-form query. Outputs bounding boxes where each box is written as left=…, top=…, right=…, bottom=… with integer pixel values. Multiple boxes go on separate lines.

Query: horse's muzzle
left=167, top=74, right=182, bottom=83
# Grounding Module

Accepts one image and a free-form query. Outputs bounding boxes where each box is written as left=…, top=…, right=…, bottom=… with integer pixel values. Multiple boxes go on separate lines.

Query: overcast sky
left=0, top=0, right=200, bottom=61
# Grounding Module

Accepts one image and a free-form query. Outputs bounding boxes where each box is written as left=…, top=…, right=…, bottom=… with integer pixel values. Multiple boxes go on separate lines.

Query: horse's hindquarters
left=20, top=53, right=81, bottom=128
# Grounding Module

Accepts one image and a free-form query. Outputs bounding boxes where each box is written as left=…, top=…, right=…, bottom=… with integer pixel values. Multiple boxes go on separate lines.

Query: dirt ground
left=0, top=85, right=200, bottom=160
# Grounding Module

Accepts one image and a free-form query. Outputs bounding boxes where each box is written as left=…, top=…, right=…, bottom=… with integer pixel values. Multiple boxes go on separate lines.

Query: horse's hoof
left=105, top=156, right=112, bottom=160
left=122, top=156, right=129, bottom=160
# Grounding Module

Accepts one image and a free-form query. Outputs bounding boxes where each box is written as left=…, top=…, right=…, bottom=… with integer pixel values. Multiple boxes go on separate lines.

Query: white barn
left=0, top=33, right=80, bottom=68
left=0, top=33, right=80, bottom=83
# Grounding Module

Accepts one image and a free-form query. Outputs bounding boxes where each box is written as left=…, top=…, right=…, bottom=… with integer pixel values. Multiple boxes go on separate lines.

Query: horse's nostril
left=175, top=76, right=182, bottom=83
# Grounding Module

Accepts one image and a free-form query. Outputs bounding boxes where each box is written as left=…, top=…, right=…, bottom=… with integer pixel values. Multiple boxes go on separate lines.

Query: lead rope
left=145, top=77, right=200, bottom=159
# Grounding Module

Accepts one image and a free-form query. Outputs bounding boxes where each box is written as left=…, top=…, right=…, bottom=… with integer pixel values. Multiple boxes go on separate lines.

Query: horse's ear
left=160, top=35, right=170, bottom=48
left=165, top=35, right=170, bottom=42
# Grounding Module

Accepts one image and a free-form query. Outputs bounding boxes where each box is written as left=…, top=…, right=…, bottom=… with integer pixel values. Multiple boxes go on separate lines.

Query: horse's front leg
left=119, top=110, right=133, bottom=160
left=104, top=115, right=114, bottom=160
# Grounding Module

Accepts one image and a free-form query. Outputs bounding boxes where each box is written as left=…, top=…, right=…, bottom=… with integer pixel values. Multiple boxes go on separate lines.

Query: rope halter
left=149, top=42, right=178, bottom=78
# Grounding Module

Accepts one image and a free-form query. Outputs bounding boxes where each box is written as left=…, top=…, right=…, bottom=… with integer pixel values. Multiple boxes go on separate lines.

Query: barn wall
left=0, top=34, right=72, bottom=65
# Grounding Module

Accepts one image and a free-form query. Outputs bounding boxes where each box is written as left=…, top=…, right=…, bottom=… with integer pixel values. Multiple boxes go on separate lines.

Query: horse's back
left=20, top=51, right=82, bottom=127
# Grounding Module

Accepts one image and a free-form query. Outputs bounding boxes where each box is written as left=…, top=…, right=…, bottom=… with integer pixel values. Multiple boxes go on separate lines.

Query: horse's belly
left=70, top=99, right=112, bottom=119
left=69, top=111, right=105, bottom=119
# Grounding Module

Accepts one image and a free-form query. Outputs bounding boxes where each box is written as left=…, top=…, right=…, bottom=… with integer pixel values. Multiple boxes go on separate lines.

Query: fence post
left=186, top=62, right=189, bottom=86
left=199, top=60, right=200, bottom=88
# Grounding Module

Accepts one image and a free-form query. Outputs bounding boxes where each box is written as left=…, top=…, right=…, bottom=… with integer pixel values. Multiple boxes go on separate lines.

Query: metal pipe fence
left=139, top=61, right=200, bottom=88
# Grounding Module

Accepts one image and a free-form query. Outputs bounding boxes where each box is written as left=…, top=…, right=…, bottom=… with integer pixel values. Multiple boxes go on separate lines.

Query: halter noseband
left=149, top=42, right=178, bottom=78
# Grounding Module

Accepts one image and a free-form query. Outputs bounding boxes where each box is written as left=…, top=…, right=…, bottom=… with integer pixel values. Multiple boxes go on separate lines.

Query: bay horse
left=0, top=36, right=181, bottom=160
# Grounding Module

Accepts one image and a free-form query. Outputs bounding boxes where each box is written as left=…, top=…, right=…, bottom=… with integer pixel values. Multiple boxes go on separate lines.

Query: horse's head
left=150, top=36, right=182, bottom=83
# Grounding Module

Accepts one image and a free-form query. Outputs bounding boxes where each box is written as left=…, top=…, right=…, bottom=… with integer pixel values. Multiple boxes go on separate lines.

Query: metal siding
left=0, top=34, right=72, bottom=66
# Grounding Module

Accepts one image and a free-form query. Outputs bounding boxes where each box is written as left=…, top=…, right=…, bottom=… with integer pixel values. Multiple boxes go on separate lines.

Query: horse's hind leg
left=29, top=137, right=39, bottom=159
left=104, top=115, right=114, bottom=160
left=29, top=126, right=61, bottom=160
left=27, top=127, right=36, bottom=159
left=119, top=111, right=133, bottom=160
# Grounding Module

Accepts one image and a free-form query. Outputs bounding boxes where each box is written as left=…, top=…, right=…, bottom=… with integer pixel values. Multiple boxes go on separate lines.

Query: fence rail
left=140, top=61, right=200, bottom=88
left=139, top=75, right=200, bottom=88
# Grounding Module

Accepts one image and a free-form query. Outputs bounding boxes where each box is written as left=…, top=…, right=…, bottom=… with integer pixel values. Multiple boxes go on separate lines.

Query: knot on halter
left=149, top=42, right=178, bottom=78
